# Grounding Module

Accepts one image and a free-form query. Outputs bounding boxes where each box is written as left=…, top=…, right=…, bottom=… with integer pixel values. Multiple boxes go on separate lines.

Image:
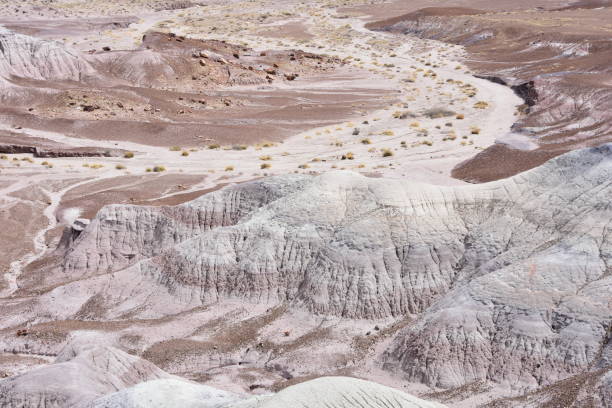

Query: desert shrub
left=124, top=151, right=134, bottom=158
left=115, top=164, right=126, bottom=170
left=260, top=163, right=271, bottom=169
left=381, top=148, right=393, bottom=157
left=225, top=165, right=234, bottom=171
left=169, top=146, right=181, bottom=151
left=423, top=108, right=455, bottom=119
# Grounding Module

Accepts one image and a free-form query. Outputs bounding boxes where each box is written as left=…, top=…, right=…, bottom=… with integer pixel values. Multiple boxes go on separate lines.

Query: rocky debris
left=154, top=1, right=198, bottom=12
left=487, top=367, right=611, bottom=407
left=200, top=51, right=228, bottom=64
left=81, top=104, right=100, bottom=112
left=475, top=75, right=539, bottom=109
left=0, top=144, right=126, bottom=158
left=58, top=218, right=90, bottom=250
left=511, top=80, right=538, bottom=108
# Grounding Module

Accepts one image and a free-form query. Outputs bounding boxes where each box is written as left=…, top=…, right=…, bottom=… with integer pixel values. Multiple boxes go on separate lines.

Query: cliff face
left=38, top=145, right=610, bottom=394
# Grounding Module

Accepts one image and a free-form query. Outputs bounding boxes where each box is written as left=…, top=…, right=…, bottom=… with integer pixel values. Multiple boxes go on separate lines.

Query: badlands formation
left=0, top=0, right=610, bottom=407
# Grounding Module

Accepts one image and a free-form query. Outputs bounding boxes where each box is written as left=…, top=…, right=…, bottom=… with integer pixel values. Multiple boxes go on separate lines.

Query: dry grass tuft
left=381, top=148, right=393, bottom=157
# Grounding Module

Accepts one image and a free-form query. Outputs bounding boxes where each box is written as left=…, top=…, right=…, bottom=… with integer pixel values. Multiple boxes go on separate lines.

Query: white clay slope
left=7, top=144, right=612, bottom=398
left=0, top=27, right=94, bottom=83
left=87, top=378, right=240, bottom=408
left=0, top=341, right=445, bottom=408
left=232, top=376, right=447, bottom=408
left=88, top=377, right=446, bottom=408
left=0, top=344, right=170, bottom=408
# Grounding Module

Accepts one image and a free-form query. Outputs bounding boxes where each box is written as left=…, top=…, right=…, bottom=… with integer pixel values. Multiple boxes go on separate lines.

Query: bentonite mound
left=86, top=378, right=241, bottom=408
left=0, top=342, right=170, bottom=407
left=0, top=339, right=445, bottom=408
left=19, top=144, right=607, bottom=398
left=87, top=376, right=446, bottom=408
left=230, top=377, right=447, bottom=408
left=0, top=26, right=94, bottom=83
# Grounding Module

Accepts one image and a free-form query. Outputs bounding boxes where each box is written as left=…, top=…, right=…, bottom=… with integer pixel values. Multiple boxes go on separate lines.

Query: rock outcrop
left=0, top=27, right=94, bottom=83
left=13, top=145, right=612, bottom=399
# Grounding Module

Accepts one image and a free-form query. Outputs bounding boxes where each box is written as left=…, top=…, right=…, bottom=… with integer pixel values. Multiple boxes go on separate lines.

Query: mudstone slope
left=13, top=144, right=609, bottom=403
left=0, top=341, right=445, bottom=408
